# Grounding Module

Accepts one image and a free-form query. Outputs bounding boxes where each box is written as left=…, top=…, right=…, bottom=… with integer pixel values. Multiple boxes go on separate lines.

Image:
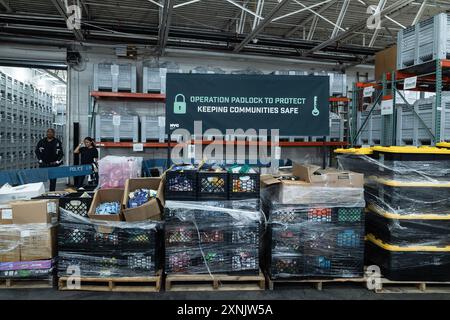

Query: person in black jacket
left=74, top=136, right=99, bottom=188
left=35, top=128, right=64, bottom=191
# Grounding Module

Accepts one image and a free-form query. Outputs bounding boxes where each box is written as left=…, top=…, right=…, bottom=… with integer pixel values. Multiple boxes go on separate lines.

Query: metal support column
left=350, top=83, right=358, bottom=146
left=435, top=59, right=442, bottom=144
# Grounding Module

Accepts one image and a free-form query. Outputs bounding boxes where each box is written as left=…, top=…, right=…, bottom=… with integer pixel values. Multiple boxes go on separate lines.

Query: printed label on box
left=1, top=209, right=12, bottom=220
left=381, top=99, right=394, bottom=115
left=47, top=202, right=57, bottom=214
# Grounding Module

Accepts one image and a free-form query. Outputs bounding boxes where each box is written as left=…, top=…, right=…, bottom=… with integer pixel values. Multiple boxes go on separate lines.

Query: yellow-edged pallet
left=165, top=271, right=265, bottom=292
left=58, top=271, right=162, bottom=292
left=0, top=278, right=54, bottom=289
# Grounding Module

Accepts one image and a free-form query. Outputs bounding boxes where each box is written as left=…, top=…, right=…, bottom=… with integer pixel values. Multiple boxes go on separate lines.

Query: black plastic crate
left=270, top=225, right=303, bottom=253
left=229, top=246, right=259, bottom=275
left=270, top=254, right=304, bottom=279
left=120, top=227, right=159, bottom=250
left=373, top=150, right=450, bottom=181
left=165, top=170, right=198, bottom=200
left=165, top=246, right=228, bottom=274
left=58, top=251, right=158, bottom=277
left=228, top=225, right=260, bottom=246
left=368, top=182, right=450, bottom=214
left=58, top=224, right=95, bottom=252
left=366, top=209, right=450, bottom=246
left=197, top=171, right=228, bottom=200
left=269, top=206, right=364, bottom=225
left=165, top=224, right=227, bottom=247
left=365, top=240, right=450, bottom=281
left=228, top=172, right=260, bottom=200
left=304, top=253, right=364, bottom=278
left=59, top=192, right=94, bottom=218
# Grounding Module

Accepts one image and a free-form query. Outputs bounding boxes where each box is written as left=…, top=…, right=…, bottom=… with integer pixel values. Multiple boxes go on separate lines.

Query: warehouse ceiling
left=0, top=0, right=449, bottom=64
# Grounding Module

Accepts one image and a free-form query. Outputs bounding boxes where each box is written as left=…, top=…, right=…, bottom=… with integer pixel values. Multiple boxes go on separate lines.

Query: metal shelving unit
left=350, top=59, right=450, bottom=147
left=0, top=71, right=56, bottom=170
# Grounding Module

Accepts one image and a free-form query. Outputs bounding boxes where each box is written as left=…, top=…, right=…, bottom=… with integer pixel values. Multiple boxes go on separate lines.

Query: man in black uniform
left=35, top=128, right=64, bottom=191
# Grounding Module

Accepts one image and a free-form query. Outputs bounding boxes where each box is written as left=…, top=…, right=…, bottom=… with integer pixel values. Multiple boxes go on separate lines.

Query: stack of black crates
left=336, top=146, right=450, bottom=281
left=164, top=164, right=262, bottom=275
left=262, top=181, right=366, bottom=279
left=164, top=200, right=261, bottom=274
left=57, top=209, right=162, bottom=277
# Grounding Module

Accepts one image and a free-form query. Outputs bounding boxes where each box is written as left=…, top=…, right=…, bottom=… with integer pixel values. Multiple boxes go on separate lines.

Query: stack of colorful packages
left=58, top=208, right=162, bottom=278
left=336, top=146, right=450, bottom=281
left=128, top=189, right=158, bottom=208
left=164, top=200, right=262, bottom=275
left=98, top=156, right=143, bottom=189
left=262, top=163, right=366, bottom=279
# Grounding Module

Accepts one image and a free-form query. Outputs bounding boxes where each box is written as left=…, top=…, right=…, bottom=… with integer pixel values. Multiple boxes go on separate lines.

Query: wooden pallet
left=373, top=278, right=450, bottom=294
left=0, top=278, right=54, bottom=289
left=58, top=271, right=162, bottom=292
left=267, top=276, right=368, bottom=291
left=165, top=271, right=265, bottom=292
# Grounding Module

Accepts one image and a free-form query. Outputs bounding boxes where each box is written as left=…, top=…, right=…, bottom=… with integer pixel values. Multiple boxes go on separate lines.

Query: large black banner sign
left=166, top=74, right=330, bottom=136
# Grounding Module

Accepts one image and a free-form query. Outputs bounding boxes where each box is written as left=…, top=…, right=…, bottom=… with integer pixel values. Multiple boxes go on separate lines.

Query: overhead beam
left=0, top=0, right=12, bottom=12
left=412, top=0, right=427, bottom=26
left=305, top=0, right=415, bottom=55
left=233, top=0, right=292, bottom=52
left=284, top=0, right=338, bottom=38
left=50, top=0, right=84, bottom=41
left=331, top=0, right=350, bottom=38
left=157, top=0, right=174, bottom=55
left=307, top=16, right=319, bottom=41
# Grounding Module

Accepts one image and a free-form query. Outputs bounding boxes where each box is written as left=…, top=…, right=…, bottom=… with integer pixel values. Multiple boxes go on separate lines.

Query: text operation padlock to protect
left=174, top=94, right=187, bottom=114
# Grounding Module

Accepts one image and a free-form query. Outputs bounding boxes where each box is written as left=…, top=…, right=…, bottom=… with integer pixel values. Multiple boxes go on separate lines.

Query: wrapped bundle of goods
left=261, top=163, right=365, bottom=279
left=58, top=208, right=162, bottom=278
left=336, top=146, right=450, bottom=281
left=164, top=200, right=262, bottom=275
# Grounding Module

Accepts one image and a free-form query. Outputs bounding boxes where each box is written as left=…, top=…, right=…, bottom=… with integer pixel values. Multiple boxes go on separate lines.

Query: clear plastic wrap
left=98, top=156, right=143, bottom=189
left=336, top=148, right=450, bottom=215
left=57, top=208, right=162, bottom=278
left=336, top=147, right=450, bottom=280
left=164, top=200, right=263, bottom=275
left=365, top=234, right=450, bottom=281
left=262, top=195, right=365, bottom=279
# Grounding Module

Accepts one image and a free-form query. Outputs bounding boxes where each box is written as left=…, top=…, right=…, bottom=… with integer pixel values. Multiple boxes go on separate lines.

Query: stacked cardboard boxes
left=0, top=199, right=57, bottom=282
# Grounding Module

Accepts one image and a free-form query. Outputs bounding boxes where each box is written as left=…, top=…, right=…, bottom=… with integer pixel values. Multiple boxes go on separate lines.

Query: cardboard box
left=0, top=183, right=45, bottom=204
left=375, top=45, right=397, bottom=81
left=122, top=178, right=164, bottom=221
left=20, top=225, right=56, bottom=261
left=0, top=227, right=20, bottom=262
left=88, top=189, right=124, bottom=221
left=11, top=199, right=58, bottom=225
left=261, top=163, right=364, bottom=205
left=0, top=205, right=13, bottom=225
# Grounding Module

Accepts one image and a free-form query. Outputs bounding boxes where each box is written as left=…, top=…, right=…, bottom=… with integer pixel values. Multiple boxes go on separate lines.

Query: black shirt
left=35, top=138, right=64, bottom=164
left=79, top=147, right=99, bottom=165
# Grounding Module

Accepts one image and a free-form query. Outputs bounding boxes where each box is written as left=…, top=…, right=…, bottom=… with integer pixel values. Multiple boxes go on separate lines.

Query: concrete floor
left=0, top=285, right=449, bottom=300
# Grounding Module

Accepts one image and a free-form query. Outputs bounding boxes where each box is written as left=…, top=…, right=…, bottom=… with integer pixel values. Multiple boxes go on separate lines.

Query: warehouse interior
left=1, top=0, right=450, bottom=303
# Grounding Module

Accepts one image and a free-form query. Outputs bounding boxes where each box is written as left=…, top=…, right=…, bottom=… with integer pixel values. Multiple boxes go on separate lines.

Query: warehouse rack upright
left=350, top=59, right=450, bottom=147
